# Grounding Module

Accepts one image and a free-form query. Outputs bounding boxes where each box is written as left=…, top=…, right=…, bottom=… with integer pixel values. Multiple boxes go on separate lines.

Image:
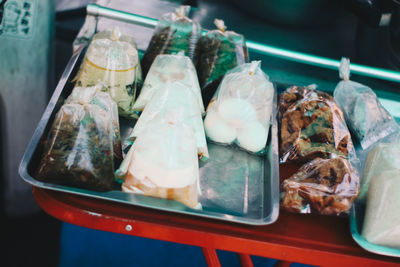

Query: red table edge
left=33, top=187, right=400, bottom=267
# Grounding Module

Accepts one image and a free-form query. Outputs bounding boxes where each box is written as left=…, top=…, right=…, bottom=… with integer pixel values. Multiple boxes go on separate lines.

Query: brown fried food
left=280, top=157, right=360, bottom=215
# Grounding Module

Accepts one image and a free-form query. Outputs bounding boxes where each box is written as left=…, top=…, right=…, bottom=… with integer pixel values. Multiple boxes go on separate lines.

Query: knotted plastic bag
left=118, top=111, right=201, bottom=209
left=36, top=100, right=115, bottom=192
left=204, top=61, right=274, bottom=154
left=73, top=27, right=142, bottom=118
left=194, top=19, right=249, bottom=106
left=141, top=6, right=201, bottom=77
left=133, top=54, right=204, bottom=115
left=65, top=85, right=122, bottom=164
left=278, top=85, right=354, bottom=163
left=280, top=156, right=360, bottom=215
left=128, top=82, right=208, bottom=159
left=333, top=58, right=398, bottom=149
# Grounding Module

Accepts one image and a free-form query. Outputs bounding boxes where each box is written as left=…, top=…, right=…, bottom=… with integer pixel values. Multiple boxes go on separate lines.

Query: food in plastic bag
left=359, top=134, right=400, bottom=201
left=195, top=19, right=249, bottom=106
left=73, top=27, right=142, bottom=118
left=128, top=82, right=208, bottom=159
left=333, top=58, right=399, bottom=149
left=119, top=112, right=201, bottom=209
left=362, top=169, right=400, bottom=248
left=133, top=54, right=204, bottom=114
left=36, top=103, right=115, bottom=192
left=141, top=6, right=201, bottom=77
left=65, top=85, right=123, bottom=164
left=280, top=156, right=360, bottom=215
left=204, top=61, right=274, bottom=154
left=279, top=85, right=354, bottom=163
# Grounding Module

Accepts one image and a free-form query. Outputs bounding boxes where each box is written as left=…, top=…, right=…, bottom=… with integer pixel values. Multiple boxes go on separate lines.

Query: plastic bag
left=278, top=85, right=354, bottom=163
left=65, top=85, right=123, bottom=164
left=280, top=156, right=360, bottom=215
left=119, top=111, right=201, bottom=209
left=73, top=27, right=142, bottom=118
left=204, top=61, right=274, bottom=154
left=141, top=6, right=201, bottom=77
left=333, top=58, right=399, bottom=149
left=362, top=169, right=400, bottom=249
left=133, top=54, right=204, bottom=114
left=36, top=103, right=115, bottom=192
left=359, top=133, right=400, bottom=202
left=128, top=82, right=208, bottom=159
left=194, top=19, right=249, bottom=106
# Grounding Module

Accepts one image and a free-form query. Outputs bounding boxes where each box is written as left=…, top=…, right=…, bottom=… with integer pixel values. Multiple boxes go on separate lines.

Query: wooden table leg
left=202, top=247, right=221, bottom=267
left=238, top=253, right=254, bottom=267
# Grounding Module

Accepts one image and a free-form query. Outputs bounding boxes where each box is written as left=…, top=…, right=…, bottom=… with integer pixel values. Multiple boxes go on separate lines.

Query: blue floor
left=59, top=223, right=312, bottom=267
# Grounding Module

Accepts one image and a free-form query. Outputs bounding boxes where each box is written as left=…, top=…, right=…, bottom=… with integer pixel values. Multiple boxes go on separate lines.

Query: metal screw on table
left=125, top=225, right=133, bottom=231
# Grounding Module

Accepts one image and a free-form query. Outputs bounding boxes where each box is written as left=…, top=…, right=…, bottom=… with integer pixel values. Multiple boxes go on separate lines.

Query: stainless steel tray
left=18, top=7, right=280, bottom=225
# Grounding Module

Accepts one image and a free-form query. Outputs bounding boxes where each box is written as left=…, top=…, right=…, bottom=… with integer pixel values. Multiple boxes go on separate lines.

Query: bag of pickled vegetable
left=141, top=5, right=201, bottom=77
left=278, top=85, right=355, bottom=163
left=118, top=110, right=201, bottom=209
left=73, top=27, right=142, bottom=119
left=65, top=85, right=123, bottom=164
left=133, top=54, right=204, bottom=115
left=204, top=61, right=274, bottom=154
left=361, top=134, right=400, bottom=248
left=194, top=19, right=249, bottom=106
left=36, top=102, right=115, bottom=192
left=333, top=58, right=399, bottom=149
left=280, top=156, right=360, bottom=215
left=128, top=82, right=208, bottom=159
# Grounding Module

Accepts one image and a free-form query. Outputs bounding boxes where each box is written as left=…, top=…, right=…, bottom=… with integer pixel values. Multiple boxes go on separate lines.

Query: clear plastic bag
left=280, top=156, right=360, bottom=215
left=141, top=6, right=201, bottom=77
left=73, top=27, right=142, bottom=118
left=333, top=58, right=399, bottom=149
left=119, top=111, right=201, bottom=209
left=133, top=54, right=204, bottom=115
left=65, top=85, right=123, bottom=164
left=278, top=85, right=354, bottom=163
left=128, top=82, right=208, bottom=159
left=36, top=103, right=115, bottom=192
left=194, top=19, right=249, bottom=106
left=204, top=61, right=274, bottom=154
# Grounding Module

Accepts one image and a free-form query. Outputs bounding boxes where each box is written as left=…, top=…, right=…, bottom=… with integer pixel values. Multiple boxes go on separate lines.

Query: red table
left=33, top=185, right=400, bottom=267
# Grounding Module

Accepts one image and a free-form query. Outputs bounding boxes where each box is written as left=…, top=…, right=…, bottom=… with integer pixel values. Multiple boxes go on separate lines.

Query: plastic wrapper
left=194, top=19, right=249, bottom=106
left=280, top=156, right=360, bottom=215
left=141, top=6, right=201, bottom=77
left=36, top=103, right=115, bottom=192
left=359, top=133, right=400, bottom=202
left=204, top=61, right=274, bottom=154
left=65, top=85, right=123, bottom=164
left=73, top=27, right=142, bottom=118
left=333, top=58, right=399, bottom=149
left=362, top=170, right=400, bottom=249
left=133, top=54, right=204, bottom=114
left=278, top=85, right=354, bottom=163
left=128, top=82, right=208, bottom=159
left=118, top=112, right=201, bottom=209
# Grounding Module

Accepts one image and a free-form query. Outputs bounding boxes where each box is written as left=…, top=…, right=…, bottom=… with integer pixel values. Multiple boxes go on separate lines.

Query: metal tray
left=18, top=9, right=280, bottom=226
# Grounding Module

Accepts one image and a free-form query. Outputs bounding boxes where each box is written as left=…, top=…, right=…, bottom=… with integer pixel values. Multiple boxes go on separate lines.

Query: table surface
left=32, top=183, right=400, bottom=267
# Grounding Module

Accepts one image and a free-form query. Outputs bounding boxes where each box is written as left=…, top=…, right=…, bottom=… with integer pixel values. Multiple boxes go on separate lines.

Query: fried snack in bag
left=74, top=27, right=142, bottom=118
left=281, top=156, right=360, bottom=215
left=120, top=111, right=201, bottom=209
left=65, top=85, right=122, bottom=164
left=141, top=6, right=201, bottom=77
left=128, top=82, right=208, bottom=159
left=195, top=19, right=249, bottom=106
left=36, top=103, right=115, bottom=192
left=133, top=54, right=204, bottom=114
left=204, top=61, right=274, bottom=154
left=279, top=85, right=354, bottom=163
left=334, top=58, right=398, bottom=149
